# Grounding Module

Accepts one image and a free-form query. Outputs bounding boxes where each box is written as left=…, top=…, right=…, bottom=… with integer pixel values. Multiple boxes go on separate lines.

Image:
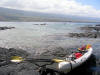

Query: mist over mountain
left=0, top=7, right=100, bottom=22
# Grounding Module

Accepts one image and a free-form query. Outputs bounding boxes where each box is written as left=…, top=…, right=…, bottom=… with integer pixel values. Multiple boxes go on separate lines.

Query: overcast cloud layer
left=0, top=0, right=100, bottom=18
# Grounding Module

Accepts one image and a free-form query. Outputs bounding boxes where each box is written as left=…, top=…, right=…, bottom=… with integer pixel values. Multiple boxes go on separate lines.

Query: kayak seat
left=67, top=52, right=83, bottom=61
left=67, top=55, right=76, bottom=61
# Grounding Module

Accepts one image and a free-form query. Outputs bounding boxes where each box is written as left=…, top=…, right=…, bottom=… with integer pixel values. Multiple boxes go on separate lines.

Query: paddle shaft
left=25, top=58, right=53, bottom=62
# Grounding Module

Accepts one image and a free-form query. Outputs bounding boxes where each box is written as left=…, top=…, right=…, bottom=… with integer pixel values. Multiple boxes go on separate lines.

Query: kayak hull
left=58, top=48, right=93, bottom=73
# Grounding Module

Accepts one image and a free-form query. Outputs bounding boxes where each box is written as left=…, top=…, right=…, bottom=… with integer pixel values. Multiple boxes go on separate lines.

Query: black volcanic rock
left=0, top=26, right=15, bottom=30
left=80, top=26, right=100, bottom=32
left=96, top=24, right=100, bottom=26
left=69, top=32, right=99, bottom=38
left=0, top=47, right=40, bottom=75
left=69, top=25, right=100, bottom=38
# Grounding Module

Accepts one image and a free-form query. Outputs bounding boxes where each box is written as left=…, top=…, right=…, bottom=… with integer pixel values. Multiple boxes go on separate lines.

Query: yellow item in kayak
left=86, top=44, right=91, bottom=50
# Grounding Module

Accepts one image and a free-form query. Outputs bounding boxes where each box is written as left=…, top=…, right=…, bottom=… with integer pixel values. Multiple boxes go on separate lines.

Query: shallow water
left=0, top=22, right=99, bottom=53
left=0, top=22, right=100, bottom=75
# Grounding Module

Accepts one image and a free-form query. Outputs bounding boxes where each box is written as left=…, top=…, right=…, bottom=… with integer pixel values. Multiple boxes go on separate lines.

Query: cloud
left=0, top=0, right=100, bottom=18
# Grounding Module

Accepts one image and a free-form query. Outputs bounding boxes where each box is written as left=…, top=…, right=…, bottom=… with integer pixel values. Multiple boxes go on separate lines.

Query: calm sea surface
left=0, top=22, right=100, bottom=75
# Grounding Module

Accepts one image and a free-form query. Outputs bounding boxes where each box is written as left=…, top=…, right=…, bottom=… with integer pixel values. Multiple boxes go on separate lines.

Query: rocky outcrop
left=69, top=32, right=100, bottom=38
left=80, top=26, right=100, bottom=32
left=69, top=25, right=100, bottom=38
left=0, top=26, right=15, bottom=30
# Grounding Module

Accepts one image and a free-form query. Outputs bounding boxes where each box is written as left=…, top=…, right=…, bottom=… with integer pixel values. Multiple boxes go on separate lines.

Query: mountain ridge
left=0, top=7, right=100, bottom=22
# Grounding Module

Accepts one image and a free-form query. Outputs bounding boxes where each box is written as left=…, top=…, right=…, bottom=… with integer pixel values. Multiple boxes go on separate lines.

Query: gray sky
left=0, top=0, right=100, bottom=18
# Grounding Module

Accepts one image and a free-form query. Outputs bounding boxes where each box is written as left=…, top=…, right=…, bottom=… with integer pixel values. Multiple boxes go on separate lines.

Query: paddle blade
left=52, top=59, right=65, bottom=63
left=10, top=56, right=24, bottom=63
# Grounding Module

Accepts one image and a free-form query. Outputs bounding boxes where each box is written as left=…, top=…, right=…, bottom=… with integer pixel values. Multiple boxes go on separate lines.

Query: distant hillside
left=0, top=7, right=100, bottom=22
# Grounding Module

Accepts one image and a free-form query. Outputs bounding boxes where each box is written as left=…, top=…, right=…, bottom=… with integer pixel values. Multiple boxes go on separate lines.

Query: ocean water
left=0, top=22, right=99, bottom=53
left=0, top=22, right=100, bottom=75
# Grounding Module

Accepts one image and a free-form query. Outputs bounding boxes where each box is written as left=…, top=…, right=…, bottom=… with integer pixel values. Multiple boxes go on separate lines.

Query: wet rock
left=80, top=26, right=100, bottom=32
left=0, top=47, right=29, bottom=64
left=0, top=26, right=15, bottom=30
left=40, top=47, right=68, bottom=58
left=0, top=47, right=40, bottom=75
left=8, top=48, right=29, bottom=58
left=69, top=25, right=100, bottom=38
left=34, top=23, right=47, bottom=25
left=96, top=24, right=100, bottom=26
left=40, top=46, right=77, bottom=59
left=40, top=23, right=46, bottom=25
left=69, top=32, right=100, bottom=38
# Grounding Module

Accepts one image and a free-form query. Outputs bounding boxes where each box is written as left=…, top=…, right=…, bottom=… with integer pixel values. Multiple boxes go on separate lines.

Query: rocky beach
left=0, top=22, right=100, bottom=75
